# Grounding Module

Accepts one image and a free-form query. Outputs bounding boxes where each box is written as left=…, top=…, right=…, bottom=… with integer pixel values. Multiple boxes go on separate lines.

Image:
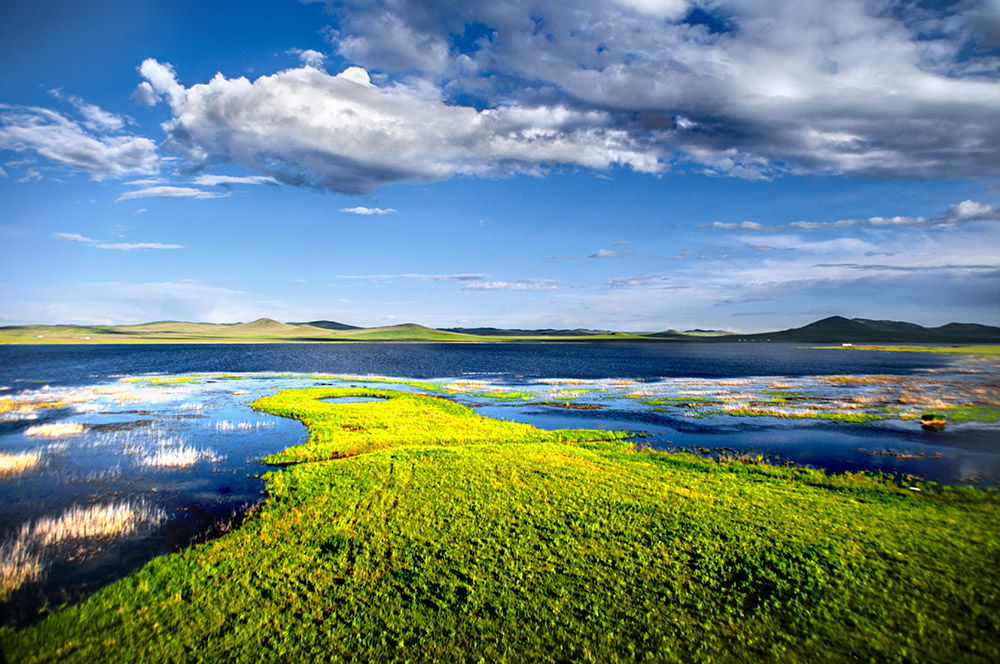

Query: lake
left=1, top=342, right=997, bottom=624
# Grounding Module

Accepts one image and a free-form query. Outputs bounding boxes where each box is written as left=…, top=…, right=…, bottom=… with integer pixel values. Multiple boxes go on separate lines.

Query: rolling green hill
left=1, top=316, right=998, bottom=344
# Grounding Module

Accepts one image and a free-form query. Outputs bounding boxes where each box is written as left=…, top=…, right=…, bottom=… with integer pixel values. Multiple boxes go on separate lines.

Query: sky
left=1, top=0, right=998, bottom=333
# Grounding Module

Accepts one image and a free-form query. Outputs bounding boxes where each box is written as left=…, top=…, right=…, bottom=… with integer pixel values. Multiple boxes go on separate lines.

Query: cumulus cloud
left=53, top=232, right=183, bottom=251
left=287, top=48, right=327, bottom=69
left=340, top=206, right=397, bottom=215
left=134, top=59, right=665, bottom=194
left=322, top=0, right=1000, bottom=179
left=0, top=104, right=158, bottom=180
left=115, top=186, right=229, bottom=202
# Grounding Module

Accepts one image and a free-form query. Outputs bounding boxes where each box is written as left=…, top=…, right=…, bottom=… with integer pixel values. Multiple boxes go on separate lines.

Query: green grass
left=823, top=344, right=1000, bottom=356
left=698, top=407, right=886, bottom=423
left=251, top=388, right=625, bottom=464
left=3, top=388, right=999, bottom=663
left=939, top=404, right=1000, bottom=423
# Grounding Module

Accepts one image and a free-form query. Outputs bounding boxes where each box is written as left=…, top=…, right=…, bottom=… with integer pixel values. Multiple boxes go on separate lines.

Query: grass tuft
left=0, top=501, right=166, bottom=602
left=23, top=422, right=86, bottom=438
left=0, top=451, right=41, bottom=477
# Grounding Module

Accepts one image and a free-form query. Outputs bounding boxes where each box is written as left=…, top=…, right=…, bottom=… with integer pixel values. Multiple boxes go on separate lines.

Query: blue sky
left=1, top=0, right=998, bottom=332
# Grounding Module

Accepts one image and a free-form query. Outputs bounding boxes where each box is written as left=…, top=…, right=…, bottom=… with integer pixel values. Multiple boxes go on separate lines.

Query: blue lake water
left=0, top=341, right=959, bottom=384
left=1, top=342, right=997, bottom=624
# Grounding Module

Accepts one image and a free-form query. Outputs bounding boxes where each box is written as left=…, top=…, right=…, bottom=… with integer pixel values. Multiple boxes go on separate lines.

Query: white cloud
left=608, top=274, right=670, bottom=288
left=713, top=221, right=775, bottom=232
left=67, top=96, right=127, bottom=133
left=287, top=48, right=327, bottom=69
left=0, top=104, right=158, bottom=180
left=18, top=167, right=41, bottom=183
left=590, top=249, right=621, bottom=258
left=54, top=232, right=183, bottom=251
left=115, top=186, right=229, bottom=202
left=947, top=199, right=998, bottom=222
left=132, top=81, right=158, bottom=107
left=136, top=59, right=184, bottom=104
left=613, top=0, right=690, bottom=19
left=463, top=279, right=559, bottom=291
left=589, top=247, right=638, bottom=258
left=135, top=60, right=666, bottom=194
left=193, top=174, right=278, bottom=186
left=787, top=200, right=1000, bottom=230
left=340, top=206, right=397, bottom=215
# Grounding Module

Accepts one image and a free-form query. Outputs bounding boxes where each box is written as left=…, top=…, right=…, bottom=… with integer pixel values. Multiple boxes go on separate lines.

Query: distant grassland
left=0, top=319, right=649, bottom=344
left=3, top=388, right=998, bottom=663
left=833, top=344, right=1000, bottom=356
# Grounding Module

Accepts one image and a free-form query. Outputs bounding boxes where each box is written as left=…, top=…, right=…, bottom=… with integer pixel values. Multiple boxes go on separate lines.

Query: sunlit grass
left=0, top=541, right=41, bottom=602
left=0, top=451, right=41, bottom=477
left=24, top=423, right=86, bottom=438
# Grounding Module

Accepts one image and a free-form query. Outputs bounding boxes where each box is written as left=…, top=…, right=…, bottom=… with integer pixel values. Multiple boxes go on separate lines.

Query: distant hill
left=716, top=316, right=1000, bottom=343
left=646, top=329, right=733, bottom=339
left=442, top=327, right=615, bottom=337
left=289, top=320, right=361, bottom=331
left=2, top=316, right=998, bottom=344
left=333, top=323, right=481, bottom=342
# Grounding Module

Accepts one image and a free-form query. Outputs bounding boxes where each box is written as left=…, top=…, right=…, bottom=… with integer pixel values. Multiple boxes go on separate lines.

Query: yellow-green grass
left=2, top=389, right=999, bottom=663
left=823, top=344, right=1000, bottom=356
left=251, top=388, right=626, bottom=463
left=0, top=451, right=41, bottom=477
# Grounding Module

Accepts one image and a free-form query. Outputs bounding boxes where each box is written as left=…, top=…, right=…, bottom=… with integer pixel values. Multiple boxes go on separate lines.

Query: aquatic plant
left=24, top=423, right=86, bottom=438
left=0, top=451, right=41, bottom=477
left=28, top=501, right=166, bottom=546
left=0, top=501, right=167, bottom=601
left=0, top=541, right=41, bottom=602
left=139, top=445, right=222, bottom=468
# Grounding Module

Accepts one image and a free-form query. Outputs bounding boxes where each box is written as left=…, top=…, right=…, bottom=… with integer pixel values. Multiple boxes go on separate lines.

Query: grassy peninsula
left=3, top=388, right=998, bottom=662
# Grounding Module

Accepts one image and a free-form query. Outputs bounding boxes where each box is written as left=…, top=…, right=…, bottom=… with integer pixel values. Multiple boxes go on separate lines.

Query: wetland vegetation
left=3, top=387, right=999, bottom=662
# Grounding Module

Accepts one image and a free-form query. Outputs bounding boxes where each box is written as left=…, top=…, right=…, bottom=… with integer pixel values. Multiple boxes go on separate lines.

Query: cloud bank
left=321, top=0, right=1000, bottom=180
